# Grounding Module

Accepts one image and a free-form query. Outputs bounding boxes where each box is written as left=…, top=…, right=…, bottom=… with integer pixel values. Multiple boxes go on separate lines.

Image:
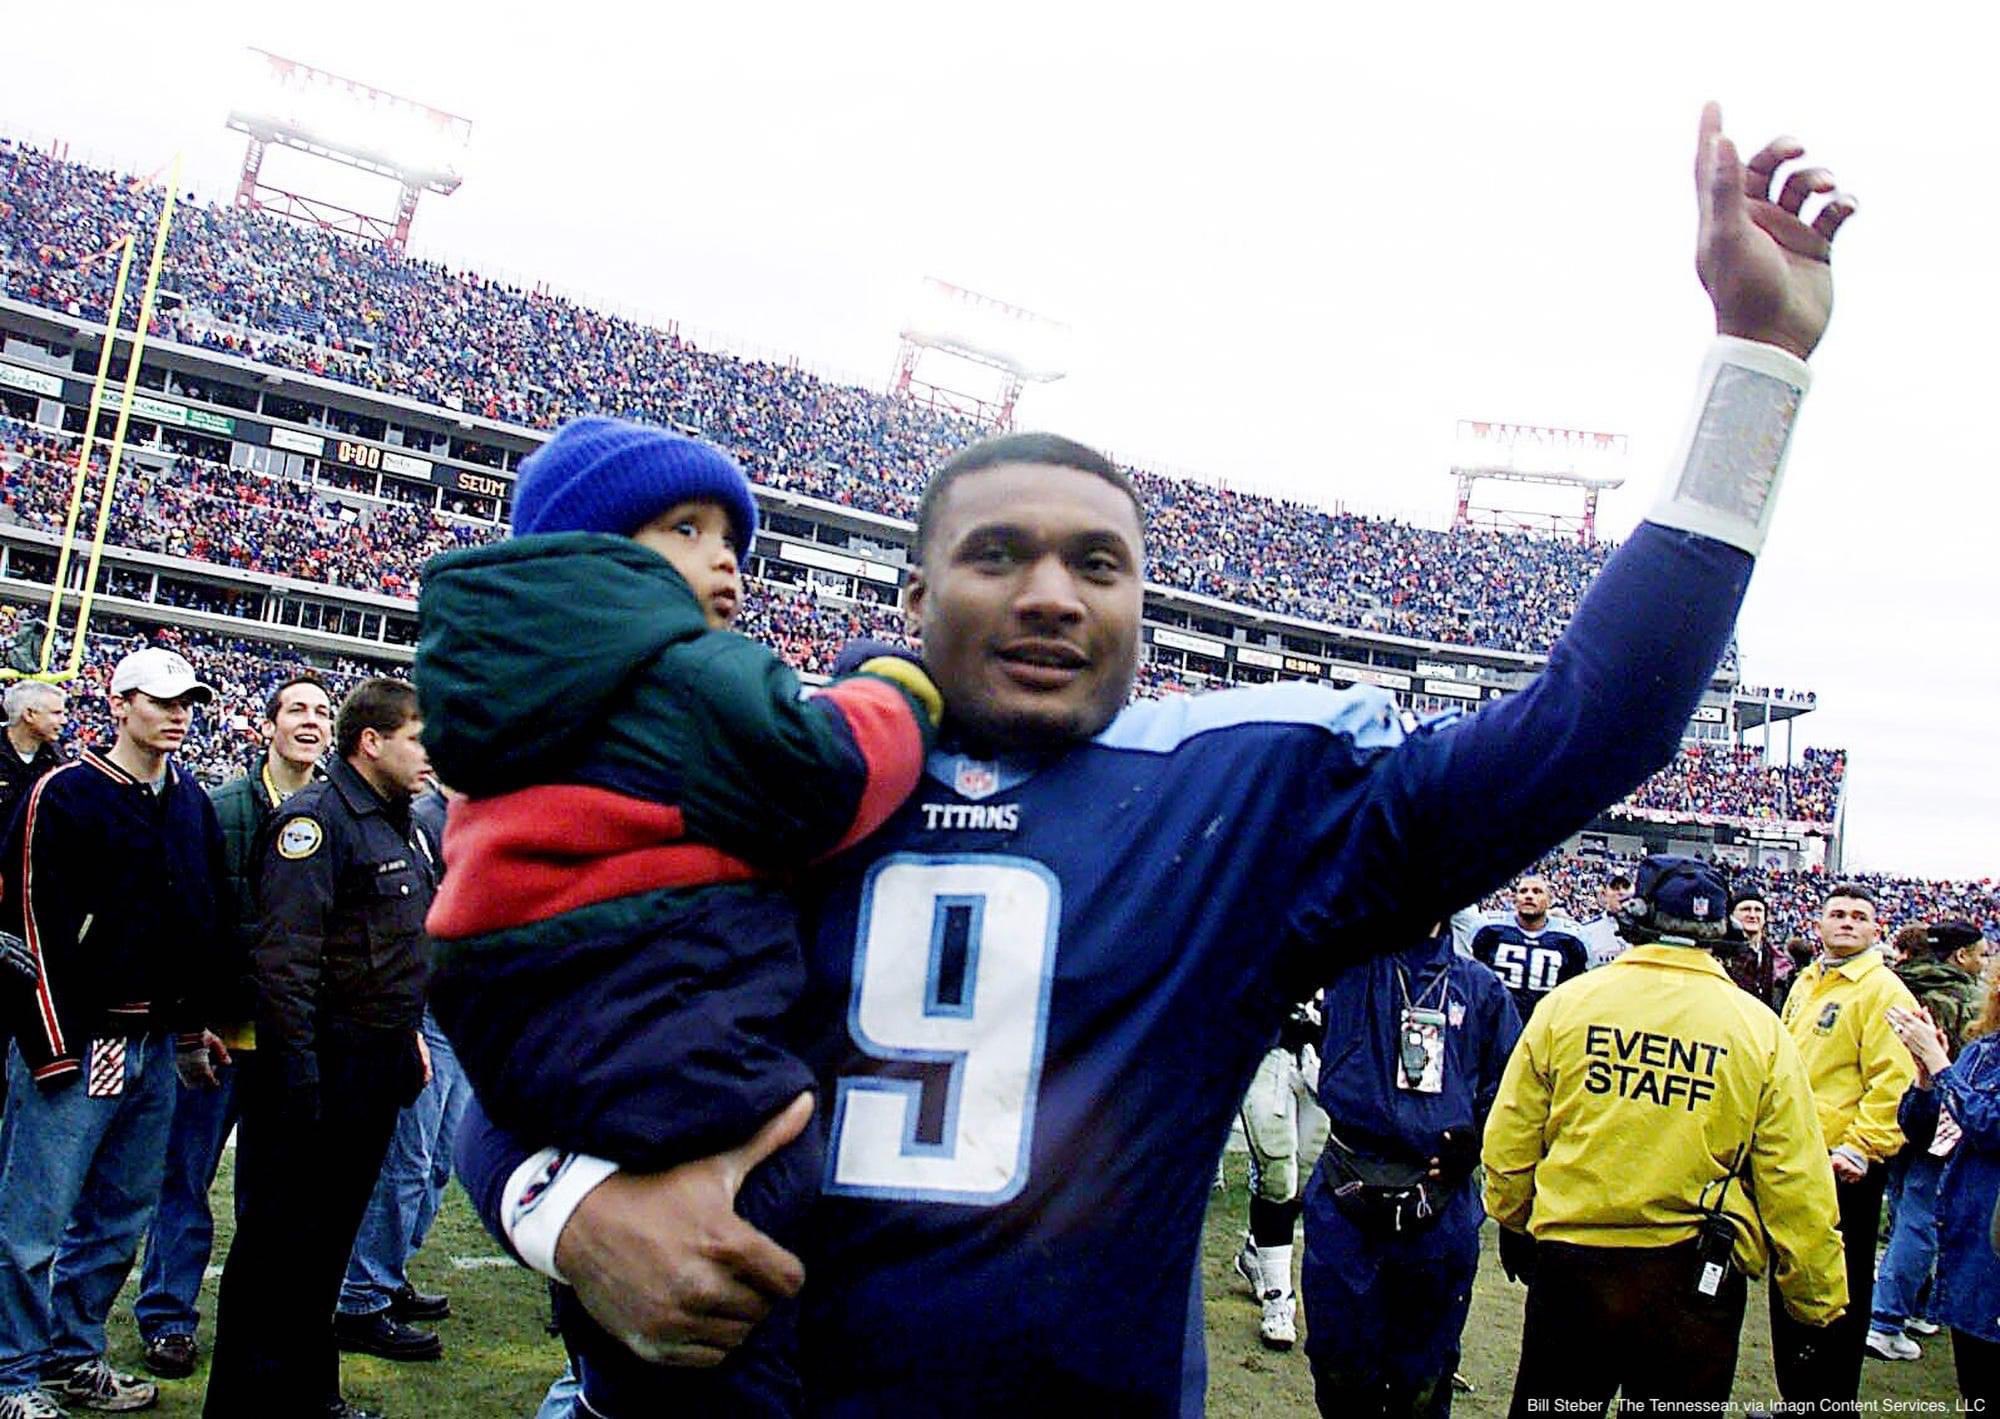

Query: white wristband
left=1647, top=337, right=1811, bottom=556
left=502, top=1147, right=620, bottom=1283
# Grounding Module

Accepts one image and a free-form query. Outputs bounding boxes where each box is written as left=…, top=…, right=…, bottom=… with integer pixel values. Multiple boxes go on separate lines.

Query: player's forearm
left=1521, top=334, right=1812, bottom=749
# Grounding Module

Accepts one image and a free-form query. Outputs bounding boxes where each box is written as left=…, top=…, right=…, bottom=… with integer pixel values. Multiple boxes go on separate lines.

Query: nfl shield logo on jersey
left=954, top=758, right=1000, bottom=800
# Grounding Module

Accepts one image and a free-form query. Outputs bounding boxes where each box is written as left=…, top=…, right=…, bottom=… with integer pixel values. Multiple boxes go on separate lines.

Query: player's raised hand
left=555, top=1092, right=813, bottom=1366
left=1695, top=102, right=1858, bottom=361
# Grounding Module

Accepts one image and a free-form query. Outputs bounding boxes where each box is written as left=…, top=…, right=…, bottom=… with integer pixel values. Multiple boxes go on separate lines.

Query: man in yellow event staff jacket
left=1772, top=881, right=1918, bottom=1404
left=1484, top=856, right=1846, bottom=1414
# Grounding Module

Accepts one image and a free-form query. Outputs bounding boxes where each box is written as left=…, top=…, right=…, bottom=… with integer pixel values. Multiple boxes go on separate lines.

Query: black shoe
left=332, top=1310, right=443, bottom=1362
left=141, top=1332, right=198, bottom=1379
left=386, top=1283, right=450, bottom=1322
left=326, top=1402, right=386, bottom=1419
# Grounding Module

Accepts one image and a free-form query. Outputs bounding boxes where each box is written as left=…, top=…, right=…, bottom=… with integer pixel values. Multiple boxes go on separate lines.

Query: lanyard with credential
left=1394, top=963, right=1450, bottom=1093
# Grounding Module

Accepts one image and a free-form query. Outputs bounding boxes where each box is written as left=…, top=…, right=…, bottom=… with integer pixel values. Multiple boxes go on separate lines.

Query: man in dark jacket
left=1724, top=889, right=1793, bottom=1011
left=0, top=680, right=68, bottom=1117
left=0, top=648, right=226, bottom=1416
left=204, top=679, right=437, bottom=1419
left=0, top=682, right=67, bottom=828
left=134, top=675, right=331, bottom=1380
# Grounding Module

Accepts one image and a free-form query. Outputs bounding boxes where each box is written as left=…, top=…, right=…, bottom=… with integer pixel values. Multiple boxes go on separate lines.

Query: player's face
left=1513, top=877, right=1551, bottom=925
left=1731, top=900, right=1766, bottom=940
left=633, top=501, right=743, bottom=630
left=267, top=684, right=332, bottom=770
left=364, top=717, right=432, bottom=799
left=907, top=463, right=1143, bottom=752
left=112, top=690, right=197, bottom=757
left=1597, top=882, right=1631, bottom=914
left=1816, top=895, right=1878, bottom=957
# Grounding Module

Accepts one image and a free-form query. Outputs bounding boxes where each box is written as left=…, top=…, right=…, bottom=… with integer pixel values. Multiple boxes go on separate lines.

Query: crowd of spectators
left=1, top=138, right=1622, bottom=655
left=1485, top=851, right=1997, bottom=951
left=1615, top=742, right=1846, bottom=828
left=0, top=419, right=483, bottom=595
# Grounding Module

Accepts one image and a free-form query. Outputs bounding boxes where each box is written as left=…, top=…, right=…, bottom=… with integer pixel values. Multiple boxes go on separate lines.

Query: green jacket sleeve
left=634, top=631, right=939, bottom=867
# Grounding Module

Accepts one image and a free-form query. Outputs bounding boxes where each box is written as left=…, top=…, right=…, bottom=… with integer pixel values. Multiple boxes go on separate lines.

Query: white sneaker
left=1907, top=1318, right=1941, bottom=1336
left=1258, top=1288, right=1297, bottom=1350
left=53, top=1359, right=156, bottom=1412
left=1865, top=1329, right=1921, bottom=1362
left=1233, top=1234, right=1262, bottom=1297
left=0, top=1390, right=67, bottom=1419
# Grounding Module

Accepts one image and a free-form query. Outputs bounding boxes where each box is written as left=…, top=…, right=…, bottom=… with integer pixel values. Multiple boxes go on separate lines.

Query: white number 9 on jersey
left=827, top=854, right=1060, bottom=1204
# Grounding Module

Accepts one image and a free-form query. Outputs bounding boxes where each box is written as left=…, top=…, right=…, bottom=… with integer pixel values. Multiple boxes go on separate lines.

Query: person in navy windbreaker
left=1301, top=922, right=1521, bottom=1417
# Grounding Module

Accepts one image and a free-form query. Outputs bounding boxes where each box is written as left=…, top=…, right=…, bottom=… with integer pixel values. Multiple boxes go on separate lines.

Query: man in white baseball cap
left=108, top=648, right=215, bottom=707
left=0, top=644, right=227, bottom=1416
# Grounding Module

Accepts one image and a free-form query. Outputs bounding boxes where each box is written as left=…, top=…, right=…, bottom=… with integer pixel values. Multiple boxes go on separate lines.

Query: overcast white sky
left=6, top=1, right=1994, bottom=879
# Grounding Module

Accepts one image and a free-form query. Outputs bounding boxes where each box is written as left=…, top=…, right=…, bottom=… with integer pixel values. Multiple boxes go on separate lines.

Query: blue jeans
left=1871, top=1148, right=1944, bottom=1334
left=338, top=1014, right=471, bottom=1315
left=535, top=1364, right=582, bottom=1419
left=0, top=1035, right=176, bottom=1393
left=410, top=1016, right=471, bottom=1256
left=134, top=1057, right=242, bottom=1342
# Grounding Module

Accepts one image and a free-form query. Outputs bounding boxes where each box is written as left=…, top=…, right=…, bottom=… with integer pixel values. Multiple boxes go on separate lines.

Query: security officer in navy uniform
left=1300, top=920, right=1521, bottom=1417
left=204, top=680, right=438, bottom=1419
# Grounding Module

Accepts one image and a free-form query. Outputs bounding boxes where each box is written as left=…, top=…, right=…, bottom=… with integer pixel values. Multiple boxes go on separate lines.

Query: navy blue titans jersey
left=461, top=523, right=1752, bottom=1416
left=1469, top=918, right=1591, bottom=1022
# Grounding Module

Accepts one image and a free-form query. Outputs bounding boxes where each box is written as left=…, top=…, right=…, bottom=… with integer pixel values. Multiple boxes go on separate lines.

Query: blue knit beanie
left=511, top=416, right=758, bottom=550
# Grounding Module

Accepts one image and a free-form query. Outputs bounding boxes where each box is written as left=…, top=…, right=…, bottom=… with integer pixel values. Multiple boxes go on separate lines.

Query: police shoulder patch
left=276, top=817, right=323, bottom=860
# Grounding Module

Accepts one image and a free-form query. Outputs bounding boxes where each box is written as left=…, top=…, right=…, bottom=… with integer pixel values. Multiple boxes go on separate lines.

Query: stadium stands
left=1614, top=742, right=1847, bottom=829
left=1, top=139, right=1612, bottom=655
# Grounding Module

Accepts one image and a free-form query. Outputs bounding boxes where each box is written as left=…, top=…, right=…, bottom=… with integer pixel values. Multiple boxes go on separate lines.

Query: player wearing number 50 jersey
left=1469, top=877, right=1591, bottom=1023
left=458, top=107, right=1859, bottom=1418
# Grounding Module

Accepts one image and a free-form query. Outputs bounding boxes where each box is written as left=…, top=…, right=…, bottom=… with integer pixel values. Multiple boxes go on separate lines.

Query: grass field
left=101, top=1153, right=1961, bottom=1416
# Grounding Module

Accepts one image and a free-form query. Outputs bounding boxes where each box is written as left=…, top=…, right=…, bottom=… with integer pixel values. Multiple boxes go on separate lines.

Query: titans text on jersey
left=919, top=801, right=1021, bottom=832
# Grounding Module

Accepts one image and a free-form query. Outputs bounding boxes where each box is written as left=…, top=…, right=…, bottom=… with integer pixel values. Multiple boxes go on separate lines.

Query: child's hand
left=831, top=637, right=924, bottom=678
left=834, top=639, right=942, bottom=729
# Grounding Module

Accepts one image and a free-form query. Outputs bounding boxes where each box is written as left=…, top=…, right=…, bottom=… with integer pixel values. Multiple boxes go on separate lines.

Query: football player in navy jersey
left=1469, top=876, right=1592, bottom=1022
left=458, top=105, right=1858, bottom=1417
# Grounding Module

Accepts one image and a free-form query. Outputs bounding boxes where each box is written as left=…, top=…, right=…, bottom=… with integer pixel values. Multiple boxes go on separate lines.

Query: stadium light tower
left=1449, top=421, right=1627, bottom=545
left=227, top=48, right=472, bottom=253
left=890, top=279, right=1068, bottom=430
